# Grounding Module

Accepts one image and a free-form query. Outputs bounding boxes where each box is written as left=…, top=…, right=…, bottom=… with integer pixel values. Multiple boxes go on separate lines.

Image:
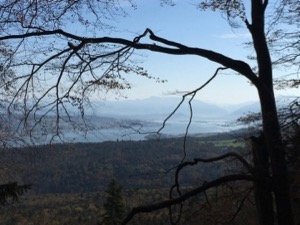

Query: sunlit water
left=56, top=118, right=236, bottom=143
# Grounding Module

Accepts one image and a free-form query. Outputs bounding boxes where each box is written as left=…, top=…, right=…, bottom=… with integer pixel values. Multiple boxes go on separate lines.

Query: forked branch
left=121, top=174, right=257, bottom=225
left=0, top=28, right=259, bottom=84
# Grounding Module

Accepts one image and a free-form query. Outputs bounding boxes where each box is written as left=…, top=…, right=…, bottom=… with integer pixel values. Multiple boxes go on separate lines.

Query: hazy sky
left=90, top=0, right=298, bottom=105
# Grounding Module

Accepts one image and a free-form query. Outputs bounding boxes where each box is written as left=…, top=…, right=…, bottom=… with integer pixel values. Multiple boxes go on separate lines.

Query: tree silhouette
left=0, top=182, right=31, bottom=205
left=102, top=179, right=125, bottom=225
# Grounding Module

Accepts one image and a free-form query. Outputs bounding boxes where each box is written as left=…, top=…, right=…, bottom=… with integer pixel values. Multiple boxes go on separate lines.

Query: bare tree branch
left=121, top=174, right=258, bottom=225
left=0, top=28, right=259, bottom=85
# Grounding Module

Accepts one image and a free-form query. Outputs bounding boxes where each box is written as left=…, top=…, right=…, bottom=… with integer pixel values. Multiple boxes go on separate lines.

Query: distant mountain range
left=0, top=97, right=262, bottom=145
left=91, top=96, right=261, bottom=120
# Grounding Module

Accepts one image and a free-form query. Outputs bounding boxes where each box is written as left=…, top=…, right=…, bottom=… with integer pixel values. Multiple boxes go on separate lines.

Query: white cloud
left=215, top=33, right=251, bottom=39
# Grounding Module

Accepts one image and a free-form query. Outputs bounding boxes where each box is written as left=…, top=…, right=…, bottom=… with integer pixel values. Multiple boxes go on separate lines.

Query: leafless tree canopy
left=0, top=0, right=298, bottom=138
left=267, top=0, right=300, bottom=89
left=0, top=0, right=160, bottom=141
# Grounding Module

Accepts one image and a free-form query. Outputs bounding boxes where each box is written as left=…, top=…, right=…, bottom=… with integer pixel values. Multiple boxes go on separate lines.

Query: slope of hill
left=3, top=135, right=246, bottom=194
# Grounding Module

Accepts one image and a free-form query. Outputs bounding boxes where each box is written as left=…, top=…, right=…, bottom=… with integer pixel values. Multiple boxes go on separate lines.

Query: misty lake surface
left=20, top=97, right=258, bottom=144
left=60, top=118, right=234, bottom=143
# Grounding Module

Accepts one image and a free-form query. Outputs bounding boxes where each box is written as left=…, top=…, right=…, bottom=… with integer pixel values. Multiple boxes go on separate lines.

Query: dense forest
left=2, top=132, right=246, bottom=194
left=0, top=133, right=253, bottom=225
left=0, top=129, right=299, bottom=225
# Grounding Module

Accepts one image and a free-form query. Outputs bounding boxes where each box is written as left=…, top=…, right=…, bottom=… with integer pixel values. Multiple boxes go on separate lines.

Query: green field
left=212, top=139, right=245, bottom=148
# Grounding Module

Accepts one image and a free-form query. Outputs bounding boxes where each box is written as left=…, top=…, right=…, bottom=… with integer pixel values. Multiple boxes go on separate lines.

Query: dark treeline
left=3, top=134, right=245, bottom=195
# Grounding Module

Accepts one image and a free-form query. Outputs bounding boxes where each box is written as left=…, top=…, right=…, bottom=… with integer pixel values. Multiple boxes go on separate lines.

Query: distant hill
left=0, top=97, right=262, bottom=144
left=228, top=102, right=260, bottom=118
left=3, top=135, right=246, bottom=194
left=92, top=96, right=230, bottom=120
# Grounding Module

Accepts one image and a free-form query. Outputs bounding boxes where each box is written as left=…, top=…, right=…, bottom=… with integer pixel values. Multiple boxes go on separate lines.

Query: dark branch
left=157, top=67, right=227, bottom=135
left=0, top=29, right=259, bottom=85
left=175, top=152, right=253, bottom=184
left=169, top=151, right=254, bottom=217
left=121, top=174, right=257, bottom=225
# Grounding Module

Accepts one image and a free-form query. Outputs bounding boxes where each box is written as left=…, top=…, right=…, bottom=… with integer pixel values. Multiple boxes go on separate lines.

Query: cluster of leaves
left=268, top=0, right=300, bottom=89
left=237, top=97, right=299, bottom=131
left=0, top=0, right=137, bottom=31
left=199, top=0, right=246, bottom=21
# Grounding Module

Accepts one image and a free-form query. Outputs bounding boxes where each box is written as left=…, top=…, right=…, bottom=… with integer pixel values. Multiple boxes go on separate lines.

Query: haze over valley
left=6, top=97, right=261, bottom=144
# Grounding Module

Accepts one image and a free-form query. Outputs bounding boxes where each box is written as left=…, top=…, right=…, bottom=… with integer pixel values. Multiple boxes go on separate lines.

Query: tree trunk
left=249, top=1, right=295, bottom=224
left=258, top=89, right=295, bottom=225
left=251, top=133, right=274, bottom=225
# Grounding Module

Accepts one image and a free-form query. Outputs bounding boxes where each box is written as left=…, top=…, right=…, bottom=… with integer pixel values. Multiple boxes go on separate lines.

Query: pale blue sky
left=89, top=1, right=298, bottom=104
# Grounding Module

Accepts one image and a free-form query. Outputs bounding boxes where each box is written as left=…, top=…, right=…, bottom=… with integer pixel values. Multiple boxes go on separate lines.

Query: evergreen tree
left=0, top=182, right=31, bottom=204
left=102, top=179, right=125, bottom=225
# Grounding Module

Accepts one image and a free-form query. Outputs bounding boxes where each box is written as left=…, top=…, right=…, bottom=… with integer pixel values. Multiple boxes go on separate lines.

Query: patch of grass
left=213, top=139, right=245, bottom=148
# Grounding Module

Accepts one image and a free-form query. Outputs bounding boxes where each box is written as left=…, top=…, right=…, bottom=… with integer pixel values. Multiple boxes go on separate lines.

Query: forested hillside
left=0, top=130, right=298, bottom=225
left=3, top=133, right=246, bottom=194
left=0, top=133, right=254, bottom=225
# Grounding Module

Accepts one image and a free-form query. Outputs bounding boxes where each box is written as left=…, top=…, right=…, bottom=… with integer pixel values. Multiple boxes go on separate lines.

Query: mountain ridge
left=91, top=96, right=260, bottom=120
